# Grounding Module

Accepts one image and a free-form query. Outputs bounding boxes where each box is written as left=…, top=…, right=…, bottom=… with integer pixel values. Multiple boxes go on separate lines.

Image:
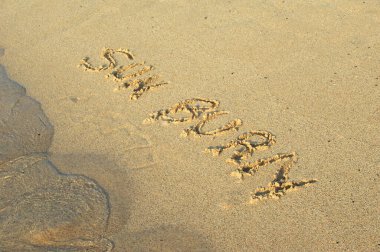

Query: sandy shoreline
left=1, top=1, right=379, bottom=251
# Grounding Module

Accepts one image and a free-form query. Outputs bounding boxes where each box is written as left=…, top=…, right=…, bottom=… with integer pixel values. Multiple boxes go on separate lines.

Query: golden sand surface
left=0, top=1, right=379, bottom=251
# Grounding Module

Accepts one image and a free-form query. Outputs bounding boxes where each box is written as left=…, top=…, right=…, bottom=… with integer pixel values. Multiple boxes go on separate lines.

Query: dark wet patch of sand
left=0, top=65, right=112, bottom=251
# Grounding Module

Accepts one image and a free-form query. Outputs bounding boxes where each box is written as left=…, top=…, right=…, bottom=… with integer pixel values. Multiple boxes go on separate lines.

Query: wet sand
left=0, top=1, right=379, bottom=251
left=0, top=64, right=113, bottom=251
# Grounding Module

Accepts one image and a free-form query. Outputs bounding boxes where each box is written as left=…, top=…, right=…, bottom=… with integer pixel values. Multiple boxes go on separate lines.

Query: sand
left=0, top=0, right=379, bottom=251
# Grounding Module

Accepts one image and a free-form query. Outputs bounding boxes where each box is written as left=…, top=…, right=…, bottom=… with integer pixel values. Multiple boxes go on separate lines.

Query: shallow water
left=0, top=64, right=112, bottom=251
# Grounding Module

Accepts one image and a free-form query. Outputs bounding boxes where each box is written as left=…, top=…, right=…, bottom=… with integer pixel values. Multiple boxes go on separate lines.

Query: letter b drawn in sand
left=0, top=65, right=113, bottom=251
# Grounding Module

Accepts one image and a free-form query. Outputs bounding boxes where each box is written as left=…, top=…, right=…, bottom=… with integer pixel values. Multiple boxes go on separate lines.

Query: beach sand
left=0, top=1, right=379, bottom=251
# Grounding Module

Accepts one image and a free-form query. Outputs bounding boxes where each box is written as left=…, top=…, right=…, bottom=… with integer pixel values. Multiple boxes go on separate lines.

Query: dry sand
left=0, top=0, right=379, bottom=251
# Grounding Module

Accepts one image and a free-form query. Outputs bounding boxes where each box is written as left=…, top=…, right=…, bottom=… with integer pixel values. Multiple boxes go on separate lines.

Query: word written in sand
left=145, top=98, right=317, bottom=203
left=79, top=48, right=317, bottom=204
left=78, top=48, right=167, bottom=100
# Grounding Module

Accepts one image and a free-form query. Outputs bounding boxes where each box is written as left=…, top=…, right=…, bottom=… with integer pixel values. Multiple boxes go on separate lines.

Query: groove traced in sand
left=78, top=48, right=133, bottom=72
left=205, top=130, right=276, bottom=157
left=130, top=76, right=168, bottom=100
left=107, top=64, right=153, bottom=82
left=181, top=111, right=243, bottom=137
left=143, top=98, right=220, bottom=124
left=78, top=48, right=166, bottom=100
left=250, top=155, right=317, bottom=203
